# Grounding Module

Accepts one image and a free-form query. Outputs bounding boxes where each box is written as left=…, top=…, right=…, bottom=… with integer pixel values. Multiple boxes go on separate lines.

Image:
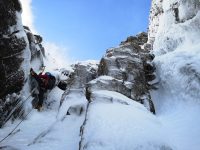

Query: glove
left=30, top=68, right=35, bottom=75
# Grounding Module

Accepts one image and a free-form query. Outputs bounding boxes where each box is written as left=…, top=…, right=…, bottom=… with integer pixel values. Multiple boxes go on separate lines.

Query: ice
left=0, top=87, right=87, bottom=150
left=1, top=0, right=200, bottom=149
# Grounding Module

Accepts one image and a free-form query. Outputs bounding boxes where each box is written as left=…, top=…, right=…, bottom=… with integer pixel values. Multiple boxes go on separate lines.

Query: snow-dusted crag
left=147, top=0, right=200, bottom=149
left=78, top=33, right=161, bottom=150
left=87, top=32, right=156, bottom=114
left=0, top=0, right=44, bottom=127
left=149, top=0, right=200, bottom=106
left=1, top=0, right=200, bottom=150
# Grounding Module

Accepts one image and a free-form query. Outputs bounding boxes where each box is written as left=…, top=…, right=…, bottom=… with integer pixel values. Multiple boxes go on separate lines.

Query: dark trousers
left=33, top=76, right=47, bottom=107
left=38, top=87, right=46, bottom=107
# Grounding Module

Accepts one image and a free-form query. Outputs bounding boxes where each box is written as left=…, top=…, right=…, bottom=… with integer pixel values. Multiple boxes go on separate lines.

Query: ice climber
left=30, top=68, right=56, bottom=111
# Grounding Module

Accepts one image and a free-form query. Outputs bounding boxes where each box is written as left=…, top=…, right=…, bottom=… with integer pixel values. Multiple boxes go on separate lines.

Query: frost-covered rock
left=70, top=60, right=99, bottom=89
left=149, top=0, right=200, bottom=105
left=149, top=0, right=200, bottom=53
left=95, top=33, right=156, bottom=113
left=24, top=27, right=44, bottom=69
left=0, top=0, right=45, bottom=127
left=0, top=0, right=26, bottom=99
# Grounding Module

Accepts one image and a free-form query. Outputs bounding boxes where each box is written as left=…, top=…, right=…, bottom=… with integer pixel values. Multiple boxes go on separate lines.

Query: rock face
left=58, top=60, right=99, bottom=105
left=148, top=0, right=164, bottom=45
left=148, top=0, right=200, bottom=104
left=87, top=32, right=156, bottom=114
left=25, top=26, right=44, bottom=67
left=71, top=61, right=98, bottom=89
left=0, top=0, right=26, bottom=99
left=148, top=0, right=200, bottom=52
left=0, top=0, right=44, bottom=127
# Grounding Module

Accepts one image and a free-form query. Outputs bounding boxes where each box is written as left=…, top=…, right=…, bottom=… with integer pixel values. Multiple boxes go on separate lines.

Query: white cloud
left=19, top=0, right=37, bottom=33
left=19, top=0, right=73, bottom=70
left=44, top=42, right=74, bottom=70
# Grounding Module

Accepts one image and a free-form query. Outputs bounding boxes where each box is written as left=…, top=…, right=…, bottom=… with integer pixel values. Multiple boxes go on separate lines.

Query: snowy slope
left=79, top=90, right=171, bottom=150
left=1, top=0, right=200, bottom=150
left=80, top=86, right=200, bottom=150
left=0, top=87, right=87, bottom=150
left=1, top=87, right=200, bottom=150
left=149, top=0, right=200, bottom=149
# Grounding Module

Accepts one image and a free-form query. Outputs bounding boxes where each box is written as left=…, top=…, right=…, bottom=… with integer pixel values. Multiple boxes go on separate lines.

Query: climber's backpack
left=45, top=72, right=56, bottom=90
left=57, top=81, right=67, bottom=91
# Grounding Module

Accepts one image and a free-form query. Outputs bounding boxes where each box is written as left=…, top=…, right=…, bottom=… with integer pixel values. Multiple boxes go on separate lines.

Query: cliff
left=0, top=0, right=44, bottom=127
left=1, top=0, right=200, bottom=150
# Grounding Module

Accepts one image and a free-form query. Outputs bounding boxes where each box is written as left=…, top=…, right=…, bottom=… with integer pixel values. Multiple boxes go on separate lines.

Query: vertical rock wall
left=0, top=0, right=45, bottom=127
left=148, top=0, right=200, bottom=53
left=87, top=33, right=156, bottom=114
left=148, top=0, right=200, bottom=105
left=0, top=0, right=26, bottom=99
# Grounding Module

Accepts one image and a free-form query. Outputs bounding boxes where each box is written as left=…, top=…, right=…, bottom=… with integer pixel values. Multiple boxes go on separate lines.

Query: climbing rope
left=0, top=108, right=33, bottom=144
left=3, top=87, right=37, bottom=126
left=0, top=88, right=37, bottom=144
left=0, top=51, right=24, bottom=60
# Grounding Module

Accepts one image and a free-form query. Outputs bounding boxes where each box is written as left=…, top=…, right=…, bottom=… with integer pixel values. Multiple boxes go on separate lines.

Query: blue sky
left=31, top=0, right=151, bottom=61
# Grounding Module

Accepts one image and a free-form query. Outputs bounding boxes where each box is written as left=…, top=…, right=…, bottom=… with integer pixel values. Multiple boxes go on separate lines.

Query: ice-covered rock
left=149, top=0, right=200, bottom=53
left=70, top=60, right=99, bottom=89
left=148, top=0, right=200, bottom=106
left=0, top=0, right=45, bottom=127
left=24, top=27, right=44, bottom=69
left=0, top=0, right=26, bottom=99
left=94, top=33, right=156, bottom=114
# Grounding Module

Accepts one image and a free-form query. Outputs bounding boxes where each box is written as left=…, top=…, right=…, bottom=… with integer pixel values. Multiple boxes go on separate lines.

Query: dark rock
left=66, top=104, right=85, bottom=116
left=144, top=43, right=152, bottom=51
left=121, top=32, right=148, bottom=46
left=71, top=61, right=98, bottom=89
left=94, top=32, right=156, bottom=114
left=0, top=145, right=19, bottom=150
left=0, top=0, right=45, bottom=127
left=98, top=58, right=108, bottom=76
left=25, top=30, right=44, bottom=64
left=0, top=0, right=26, bottom=99
left=144, top=63, right=156, bottom=74
left=0, top=0, right=21, bottom=35
left=23, top=26, right=30, bottom=31
left=146, top=73, right=156, bottom=82
left=34, top=35, right=43, bottom=44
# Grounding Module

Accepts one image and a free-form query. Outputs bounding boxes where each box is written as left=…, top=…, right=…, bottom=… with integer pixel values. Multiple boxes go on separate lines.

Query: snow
left=148, top=0, right=200, bottom=149
left=152, top=87, right=200, bottom=150
left=76, top=60, right=99, bottom=67
left=1, top=0, right=200, bottom=149
left=74, top=60, right=99, bottom=72
left=80, top=90, right=172, bottom=150
left=89, top=76, right=115, bottom=84
left=15, top=11, right=32, bottom=101
left=2, top=55, right=200, bottom=150
left=0, top=87, right=87, bottom=150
